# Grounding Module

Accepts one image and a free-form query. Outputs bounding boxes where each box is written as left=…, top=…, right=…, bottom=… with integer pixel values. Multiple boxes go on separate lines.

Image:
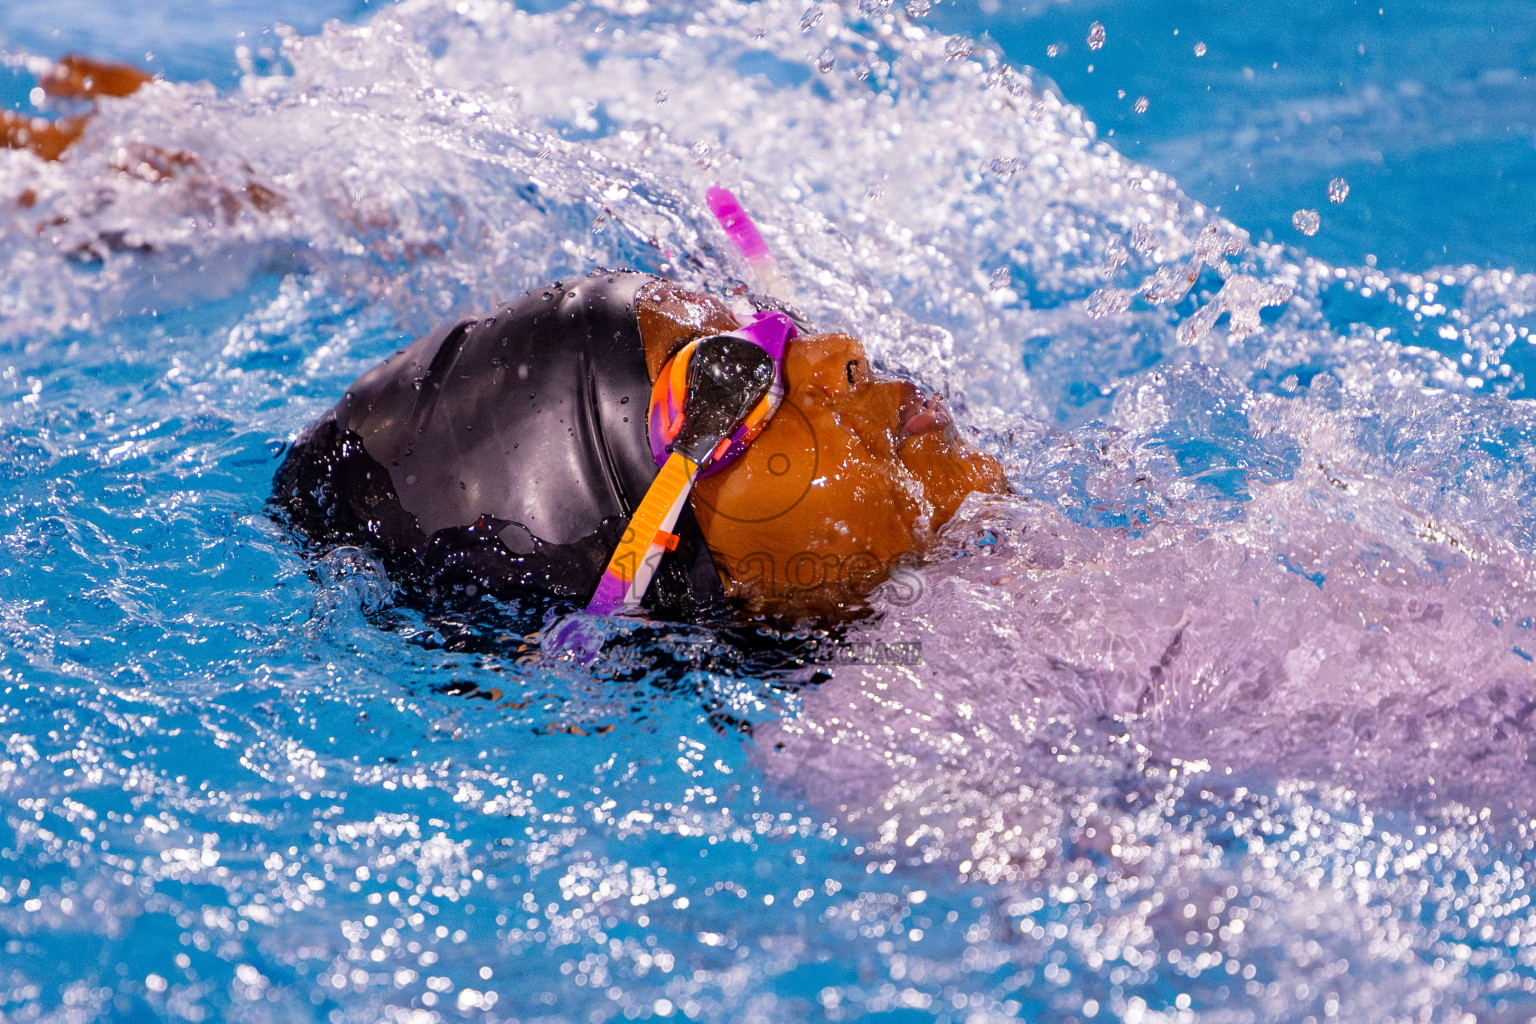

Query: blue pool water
left=3, top=1, right=1536, bottom=1022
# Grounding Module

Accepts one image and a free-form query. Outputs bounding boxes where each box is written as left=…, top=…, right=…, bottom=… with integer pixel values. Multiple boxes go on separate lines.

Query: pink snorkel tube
left=706, top=187, right=771, bottom=266
left=706, top=186, right=787, bottom=299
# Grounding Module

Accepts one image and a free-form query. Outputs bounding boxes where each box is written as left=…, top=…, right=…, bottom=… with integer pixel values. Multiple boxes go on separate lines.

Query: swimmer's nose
left=897, top=382, right=951, bottom=438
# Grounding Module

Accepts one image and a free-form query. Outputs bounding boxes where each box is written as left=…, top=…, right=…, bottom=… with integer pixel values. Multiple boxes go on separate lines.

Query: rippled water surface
left=4, top=1, right=1536, bottom=1021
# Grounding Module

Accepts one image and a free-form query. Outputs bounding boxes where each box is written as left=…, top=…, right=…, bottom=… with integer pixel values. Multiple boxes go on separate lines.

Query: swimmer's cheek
left=704, top=491, right=926, bottom=620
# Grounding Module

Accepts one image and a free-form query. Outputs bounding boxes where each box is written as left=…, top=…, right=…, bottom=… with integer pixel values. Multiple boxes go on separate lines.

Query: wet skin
left=2, top=55, right=153, bottom=161
left=638, top=281, right=1008, bottom=617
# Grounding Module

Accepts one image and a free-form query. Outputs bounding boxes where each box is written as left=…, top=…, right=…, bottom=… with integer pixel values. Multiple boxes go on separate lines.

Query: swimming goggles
left=584, top=309, right=798, bottom=616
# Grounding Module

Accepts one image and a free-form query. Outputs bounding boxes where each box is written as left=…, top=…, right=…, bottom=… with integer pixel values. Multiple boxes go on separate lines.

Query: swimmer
left=6, top=54, right=1004, bottom=622
left=274, top=270, right=1006, bottom=621
left=2, top=54, right=153, bottom=161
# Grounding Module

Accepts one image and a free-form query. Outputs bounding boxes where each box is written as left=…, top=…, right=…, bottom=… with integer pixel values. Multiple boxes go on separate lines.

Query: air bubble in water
left=905, top=0, right=932, bottom=16
left=859, top=0, right=892, bottom=14
left=1046, top=43, right=1062, bottom=58
left=1328, top=177, right=1350, bottom=203
left=1292, top=208, right=1321, bottom=235
left=989, top=267, right=1012, bottom=291
left=815, top=47, right=837, bottom=73
left=1134, top=96, right=1149, bottom=114
left=945, top=36, right=973, bottom=61
left=1194, top=41, right=1207, bottom=56
left=1087, top=22, right=1105, bottom=51
left=691, top=140, right=712, bottom=168
left=799, top=4, right=824, bottom=32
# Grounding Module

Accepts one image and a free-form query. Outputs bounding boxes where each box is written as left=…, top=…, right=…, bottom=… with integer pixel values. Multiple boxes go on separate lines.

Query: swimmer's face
left=691, top=331, right=1008, bottom=617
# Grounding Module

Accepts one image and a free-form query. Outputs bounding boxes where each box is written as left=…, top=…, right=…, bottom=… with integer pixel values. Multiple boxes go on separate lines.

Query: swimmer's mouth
left=898, top=387, right=951, bottom=438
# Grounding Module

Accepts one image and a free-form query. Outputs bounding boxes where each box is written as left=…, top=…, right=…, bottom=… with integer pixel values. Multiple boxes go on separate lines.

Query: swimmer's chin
left=898, top=430, right=1011, bottom=528
left=713, top=445, right=1009, bottom=623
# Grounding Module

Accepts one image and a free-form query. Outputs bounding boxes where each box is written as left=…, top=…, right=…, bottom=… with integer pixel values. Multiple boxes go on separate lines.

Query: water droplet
left=905, top=0, right=932, bottom=16
left=985, top=65, right=1029, bottom=97
left=1087, top=22, right=1105, bottom=51
left=1176, top=273, right=1293, bottom=344
left=989, top=156, right=1019, bottom=180
left=1134, top=96, right=1149, bottom=114
left=799, top=4, right=824, bottom=32
left=1139, top=261, right=1201, bottom=305
left=1103, top=236, right=1128, bottom=271
left=1085, top=287, right=1135, bottom=318
left=1046, top=43, right=1062, bottom=58
left=815, top=47, right=837, bottom=73
left=1130, top=224, right=1156, bottom=254
left=945, top=37, right=973, bottom=61
left=1328, top=177, right=1350, bottom=203
left=866, top=180, right=885, bottom=200
left=1292, top=208, right=1321, bottom=235
left=1194, top=41, right=1207, bottom=56
left=690, top=139, right=712, bottom=168
left=654, top=89, right=667, bottom=105
left=859, top=0, right=892, bottom=15
left=1117, top=89, right=1126, bottom=99
left=1192, top=224, right=1246, bottom=271
left=989, top=267, right=1012, bottom=291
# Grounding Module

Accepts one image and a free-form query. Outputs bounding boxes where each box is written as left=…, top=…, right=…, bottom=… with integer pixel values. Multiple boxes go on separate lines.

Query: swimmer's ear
left=41, top=55, right=155, bottom=101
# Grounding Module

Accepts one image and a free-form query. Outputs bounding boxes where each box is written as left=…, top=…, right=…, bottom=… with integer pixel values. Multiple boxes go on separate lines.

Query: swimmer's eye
left=845, top=359, right=862, bottom=386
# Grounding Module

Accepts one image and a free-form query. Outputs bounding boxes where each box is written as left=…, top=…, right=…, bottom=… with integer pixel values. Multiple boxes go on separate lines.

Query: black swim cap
left=273, top=270, right=725, bottom=618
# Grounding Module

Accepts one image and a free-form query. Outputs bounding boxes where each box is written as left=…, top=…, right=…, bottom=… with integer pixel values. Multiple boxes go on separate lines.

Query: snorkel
left=582, top=188, right=797, bottom=617
left=706, top=186, right=786, bottom=299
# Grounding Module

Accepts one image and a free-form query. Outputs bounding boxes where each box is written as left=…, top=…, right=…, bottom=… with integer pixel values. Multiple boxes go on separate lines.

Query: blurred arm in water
left=2, top=54, right=153, bottom=161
